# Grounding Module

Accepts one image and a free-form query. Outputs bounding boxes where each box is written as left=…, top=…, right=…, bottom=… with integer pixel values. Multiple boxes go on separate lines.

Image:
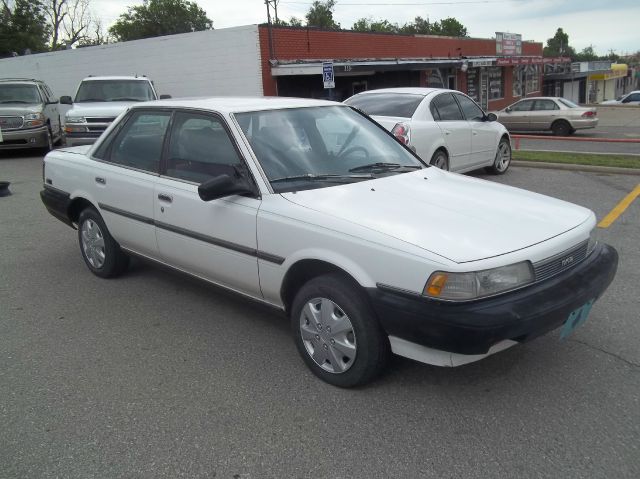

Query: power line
left=280, top=0, right=523, bottom=5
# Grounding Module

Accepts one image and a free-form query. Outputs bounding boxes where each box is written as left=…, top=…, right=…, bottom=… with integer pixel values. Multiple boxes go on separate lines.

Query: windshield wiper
left=270, top=173, right=373, bottom=184
left=348, top=162, right=422, bottom=173
left=0, top=100, right=31, bottom=103
left=109, top=97, right=144, bottom=101
left=77, top=98, right=106, bottom=102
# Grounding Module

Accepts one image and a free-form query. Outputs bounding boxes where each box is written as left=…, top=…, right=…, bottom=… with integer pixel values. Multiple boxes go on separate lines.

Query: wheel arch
left=67, top=196, right=99, bottom=227
left=280, top=258, right=368, bottom=314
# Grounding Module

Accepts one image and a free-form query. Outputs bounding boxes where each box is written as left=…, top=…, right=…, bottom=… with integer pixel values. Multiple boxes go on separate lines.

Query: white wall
left=0, top=25, right=263, bottom=101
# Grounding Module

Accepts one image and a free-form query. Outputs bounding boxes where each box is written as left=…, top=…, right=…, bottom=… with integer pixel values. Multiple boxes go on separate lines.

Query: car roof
left=351, top=87, right=447, bottom=97
left=80, top=76, right=152, bottom=81
left=130, top=96, right=343, bottom=114
left=0, top=78, right=40, bottom=84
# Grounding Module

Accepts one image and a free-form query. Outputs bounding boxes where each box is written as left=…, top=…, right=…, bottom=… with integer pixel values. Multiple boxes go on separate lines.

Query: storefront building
left=587, top=63, right=630, bottom=103
left=258, top=26, right=568, bottom=111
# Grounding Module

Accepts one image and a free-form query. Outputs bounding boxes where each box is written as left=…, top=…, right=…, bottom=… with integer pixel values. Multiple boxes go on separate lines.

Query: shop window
left=488, top=67, right=503, bottom=100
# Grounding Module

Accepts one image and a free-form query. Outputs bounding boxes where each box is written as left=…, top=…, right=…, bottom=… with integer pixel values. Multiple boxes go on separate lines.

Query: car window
left=166, top=112, right=243, bottom=183
left=75, top=80, right=156, bottom=102
left=454, top=94, right=485, bottom=121
left=344, top=93, right=425, bottom=118
left=624, top=93, right=640, bottom=103
left=557, top=98, right=579, bottom=108
left=236, top=106, right=423, bottom=192
left=431, top=93, right=464, bottom=121
left=510, top=100, right=534, bottom=112
left=107, top=111, right=171, bottom=173
left=533, top=100, right=559, bottom=111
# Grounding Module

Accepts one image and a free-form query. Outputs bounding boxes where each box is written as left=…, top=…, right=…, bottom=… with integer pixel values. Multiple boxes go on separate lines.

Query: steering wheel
left=336, top=146, right=370, bottom=162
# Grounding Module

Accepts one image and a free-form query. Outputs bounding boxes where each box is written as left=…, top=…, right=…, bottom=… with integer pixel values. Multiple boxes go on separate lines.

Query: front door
left=500, top=99, right=535, bottom=131
left=454, top=93, right=496, bottom=166
left=154, top=110, right=262, bottom=297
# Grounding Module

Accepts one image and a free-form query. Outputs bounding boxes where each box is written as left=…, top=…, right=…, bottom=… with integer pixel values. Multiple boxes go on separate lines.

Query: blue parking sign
left=322, top=62, right=335, bottom=89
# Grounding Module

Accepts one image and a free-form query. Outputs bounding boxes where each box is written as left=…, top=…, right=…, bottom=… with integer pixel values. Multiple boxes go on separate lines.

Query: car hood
left=0, top=103, right=42, bottom=116
left=66, top=102, right=137, bottom=118
left=281, top=169, right=592, bottom=263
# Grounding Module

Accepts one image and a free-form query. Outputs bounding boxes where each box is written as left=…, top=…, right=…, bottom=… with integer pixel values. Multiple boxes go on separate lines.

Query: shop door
left=480, top=70, right=489, bottom=111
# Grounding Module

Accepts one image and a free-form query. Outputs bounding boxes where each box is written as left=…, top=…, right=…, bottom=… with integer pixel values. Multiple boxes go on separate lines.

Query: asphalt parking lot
left=1, top=151, right=639, bottom=478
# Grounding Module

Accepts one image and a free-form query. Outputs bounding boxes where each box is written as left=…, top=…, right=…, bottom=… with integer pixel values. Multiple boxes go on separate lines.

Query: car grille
left=533, top=240, right=589, bottom=282
left=0, top=116, right=24, bottom=130
left=85, top=117, right=116, bottom=123
left=87, top=125, right=109, bottom=132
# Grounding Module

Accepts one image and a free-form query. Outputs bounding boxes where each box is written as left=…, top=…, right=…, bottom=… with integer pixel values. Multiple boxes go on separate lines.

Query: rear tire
left=551, top=120, right=571, bottom=136
left=78, top=207, right=129, bottom=278
left=430, top=149, right=449, bottom=171
left=291, top=273, right=389, bottom=387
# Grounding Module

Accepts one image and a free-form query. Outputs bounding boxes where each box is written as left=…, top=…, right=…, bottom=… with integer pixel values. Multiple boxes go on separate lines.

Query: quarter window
left=166, top=112, right=243, bottom=183
left=107, top=110, right=171, bottom=173
left=431, top=93, right=464, bottom=121
left=454, top=94, right=485, bottom=121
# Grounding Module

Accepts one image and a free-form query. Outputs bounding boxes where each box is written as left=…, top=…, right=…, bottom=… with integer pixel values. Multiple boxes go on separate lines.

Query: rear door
left=154, top=110, right=262, bottom=297
left=499, top=99, right=535, bottom=131
left=530, top=99, right=560, bottom=131
left=90, top=109, right=171, bottom=258
left=430, top=92, right=472, bottom=171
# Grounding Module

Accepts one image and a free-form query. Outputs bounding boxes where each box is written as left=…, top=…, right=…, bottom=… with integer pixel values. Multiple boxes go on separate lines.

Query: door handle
left=443, top=130, right=451, bottom=135
left=158, top=193, right=173, bottom=203
left=472, top=131, right=478, bottom=136
left=95, top=177, right=106, bottom=185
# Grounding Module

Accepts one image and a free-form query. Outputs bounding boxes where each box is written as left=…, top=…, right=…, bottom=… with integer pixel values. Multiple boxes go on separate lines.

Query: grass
left=512, top=150, right=640, bottom=169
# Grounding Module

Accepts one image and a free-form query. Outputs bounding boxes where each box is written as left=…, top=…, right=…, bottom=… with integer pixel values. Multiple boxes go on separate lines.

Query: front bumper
left=0, top=126, right=48, bottom=149
left=368, top=242, right=618, bottom=357
left=64, top=131, right=102, bottom=146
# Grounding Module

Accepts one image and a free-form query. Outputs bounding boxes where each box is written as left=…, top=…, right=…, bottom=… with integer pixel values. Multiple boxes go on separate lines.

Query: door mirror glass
left=485, top=112, right=498, bottom=122
left=159, top=94, right=172, bottom=99
left=59, top=95, right=73, bottom=105
left=505, top=107, right=512, bottom=113
left=198, top=174, right=255, bottom=202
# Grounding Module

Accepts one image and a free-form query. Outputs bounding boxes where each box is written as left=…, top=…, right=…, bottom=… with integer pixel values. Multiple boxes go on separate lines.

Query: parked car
left=601, top=90, right=640, bottom=105
left=495, top=97, right=597, bottom=135
left=344, top=88, right=511, bottom=174
left=0, top=78, right=63, bottom=151
left=41, top=97, right=618, bottom=387
left=60, top=75, right=169, bottom=146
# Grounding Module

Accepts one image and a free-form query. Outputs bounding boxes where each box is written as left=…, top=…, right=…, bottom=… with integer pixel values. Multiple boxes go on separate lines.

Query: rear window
left=345, top=93, right=424, bottom=118
left=558, top=98, right=580, bottom=108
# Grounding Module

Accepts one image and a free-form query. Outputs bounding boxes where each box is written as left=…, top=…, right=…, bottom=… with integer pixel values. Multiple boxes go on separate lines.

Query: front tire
left=487, top=138, right=512, bottom=174
left=291, top=273, right=389, bottom=387
left=78, top=207, right=129, bottom=278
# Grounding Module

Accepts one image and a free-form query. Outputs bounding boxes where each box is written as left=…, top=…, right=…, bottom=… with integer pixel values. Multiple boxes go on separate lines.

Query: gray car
left=0, top=78, right=63, bottom=151
left=495, top=97, right=598, bottom=136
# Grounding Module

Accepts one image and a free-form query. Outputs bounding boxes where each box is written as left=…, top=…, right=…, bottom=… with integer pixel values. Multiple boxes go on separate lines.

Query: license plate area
left=560, top=299, right=595, bottom=340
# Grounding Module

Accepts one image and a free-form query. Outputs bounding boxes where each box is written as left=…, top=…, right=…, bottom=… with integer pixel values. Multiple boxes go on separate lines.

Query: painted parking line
left=597, top=183, right=640, bottom=228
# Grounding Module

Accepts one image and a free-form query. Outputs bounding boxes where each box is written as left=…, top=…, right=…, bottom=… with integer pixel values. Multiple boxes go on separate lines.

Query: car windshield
left=235, top=106, right=425, bottom=193
left=558, top=98, right=580, bottom=108
left=0, top=84, right=41, bottom=104
left=344, top=93, right=425, bottom=118
left=74, top=80, right=155, bottom=102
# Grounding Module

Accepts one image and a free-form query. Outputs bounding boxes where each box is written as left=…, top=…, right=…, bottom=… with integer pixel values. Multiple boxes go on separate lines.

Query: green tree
left=109, top=0, right=212, bottom=42
left=399, top=16, right=431, bottom=34
left=435, top=17, right=467, bottom=37
left=305, top=0, right=340, bottom=29
left=352, top=17, right=398, bottom=33
left=543, top=28, right=576, bottom=58
left=0, top=0, right=50, bottom=56
left=574, top=45, right=598, bottom=62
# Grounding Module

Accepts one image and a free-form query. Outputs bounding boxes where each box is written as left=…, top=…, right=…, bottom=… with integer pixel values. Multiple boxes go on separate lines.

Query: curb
left=512, top=160, right=640, bottom=176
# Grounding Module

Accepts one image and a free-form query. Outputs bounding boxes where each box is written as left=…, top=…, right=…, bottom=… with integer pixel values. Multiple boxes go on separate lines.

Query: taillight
left=391, top=123, right=410, bottom=145
left=582, top=111, right=596, bottom=118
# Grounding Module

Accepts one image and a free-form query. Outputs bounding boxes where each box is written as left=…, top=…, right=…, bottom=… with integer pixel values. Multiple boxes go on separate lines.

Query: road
left=510, top=105, right=640, bottom=155
left=1, top=152, right=639, bottom=478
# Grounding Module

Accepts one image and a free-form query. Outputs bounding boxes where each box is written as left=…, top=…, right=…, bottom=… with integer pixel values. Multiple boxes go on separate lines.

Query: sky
left=91, top=0, right=640, bottom=56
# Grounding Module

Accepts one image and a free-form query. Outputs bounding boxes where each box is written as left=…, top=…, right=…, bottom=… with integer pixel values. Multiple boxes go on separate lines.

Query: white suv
left=60, top=75, right=166, bottom=146
left=40, top=97, right=618, bottom=387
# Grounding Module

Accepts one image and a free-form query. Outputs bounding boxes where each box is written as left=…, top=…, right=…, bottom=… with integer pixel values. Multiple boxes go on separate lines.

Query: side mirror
left=198, top=174, right=255, bottom=202
left=159, top=94, right=172, bottom=99
left=505, top=107, right=512, bottom=113
left=59, top=95, right=73, bottom=105
left=485, top=112, right=498, bottom=122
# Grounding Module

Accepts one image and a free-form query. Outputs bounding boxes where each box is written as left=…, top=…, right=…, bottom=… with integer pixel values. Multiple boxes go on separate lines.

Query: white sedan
left=41, top=97, right=617, bottom=387
left=344, top=87, right=512, bottom=174
left=601, top=90, right=640, bottom=105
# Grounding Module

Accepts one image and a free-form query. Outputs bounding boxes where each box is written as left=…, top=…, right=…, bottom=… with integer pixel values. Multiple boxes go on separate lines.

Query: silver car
left=0, top=78, right=63, bottom=151
left=495, top=97, right=597, bottom=136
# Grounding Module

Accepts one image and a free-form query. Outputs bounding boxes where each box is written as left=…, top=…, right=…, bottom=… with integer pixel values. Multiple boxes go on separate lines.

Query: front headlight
left=586, top=231, right=598, bottom=256
left=65, top=116, right=86, bottom=124
left=24, top=112, right=45, bottom=127
left=424, top=261, right=534, bottom=301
